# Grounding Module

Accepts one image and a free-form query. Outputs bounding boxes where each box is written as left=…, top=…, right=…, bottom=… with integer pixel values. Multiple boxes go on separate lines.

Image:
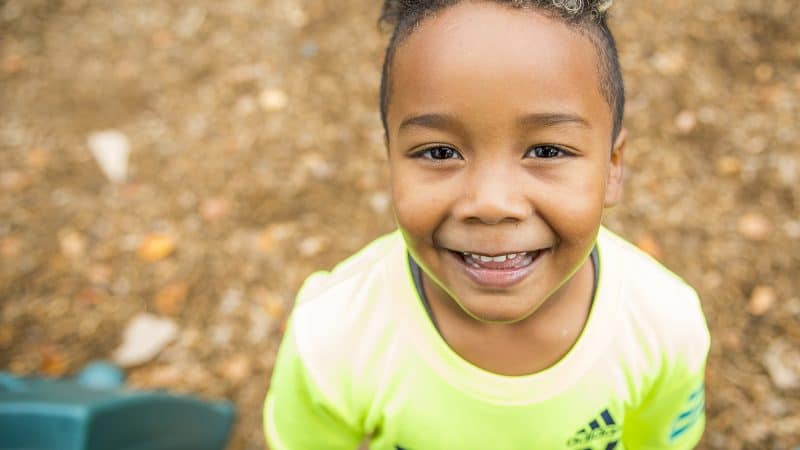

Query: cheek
left=391, top=170, right=451, bottom=242
left=541, top=167, right=607, bottom=240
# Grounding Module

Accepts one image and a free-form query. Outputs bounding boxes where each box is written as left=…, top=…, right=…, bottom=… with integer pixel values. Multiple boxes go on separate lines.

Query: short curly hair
left=379, top=0, right=625, bottom=142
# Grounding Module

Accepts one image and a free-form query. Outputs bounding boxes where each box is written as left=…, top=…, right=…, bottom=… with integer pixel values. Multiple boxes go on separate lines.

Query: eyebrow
left=397, top=112, right=591, bottom=133
left=398, top=113, right=460, bottom=133
left=518, top=112, right=591, bottom=129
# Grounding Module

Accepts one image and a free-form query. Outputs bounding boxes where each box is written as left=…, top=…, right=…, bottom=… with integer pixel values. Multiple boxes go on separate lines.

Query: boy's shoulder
left=293, top=230, right=404, bottom=308
left=598, top=227, right=709, bottom=366
left=287, top=230, right=411, bottom=358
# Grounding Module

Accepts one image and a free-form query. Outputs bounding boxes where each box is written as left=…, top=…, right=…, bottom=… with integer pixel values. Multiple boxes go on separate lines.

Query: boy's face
left=386, top=2, right=625, bottom=323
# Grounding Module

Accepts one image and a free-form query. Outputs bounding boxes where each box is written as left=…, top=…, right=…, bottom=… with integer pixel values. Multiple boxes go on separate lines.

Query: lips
left=448, top=248, right=544, bottom=289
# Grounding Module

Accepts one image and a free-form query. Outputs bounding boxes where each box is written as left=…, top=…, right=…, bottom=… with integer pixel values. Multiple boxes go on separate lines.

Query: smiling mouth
left=457, top=250, right=541, bottom=270
left=445, top=248, right=545, bottom=288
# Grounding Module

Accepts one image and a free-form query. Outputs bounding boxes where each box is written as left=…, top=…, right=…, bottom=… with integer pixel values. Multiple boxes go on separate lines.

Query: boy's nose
left=453, top=166, right=532, bottom=225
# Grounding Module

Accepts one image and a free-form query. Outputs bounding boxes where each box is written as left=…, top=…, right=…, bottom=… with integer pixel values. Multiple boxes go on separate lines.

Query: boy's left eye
left=525, top=145, right=569, bottom=158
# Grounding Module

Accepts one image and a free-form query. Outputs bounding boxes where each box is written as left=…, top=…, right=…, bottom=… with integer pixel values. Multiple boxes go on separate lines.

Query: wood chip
left=138, top=234, right=176, bottom=262
left=39, top=346, right=70, bottom=377
left=154, top=281, right=189, bottom=315
left=715, top=156, right=741, bottom=176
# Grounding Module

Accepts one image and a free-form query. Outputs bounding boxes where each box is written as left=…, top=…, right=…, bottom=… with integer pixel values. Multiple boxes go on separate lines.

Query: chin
left=459, top=297, right=538, bottom=324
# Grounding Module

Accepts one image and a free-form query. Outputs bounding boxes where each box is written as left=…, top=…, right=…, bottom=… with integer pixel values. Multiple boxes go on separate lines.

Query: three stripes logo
left=566, top=408, right=621, bottom=450
left=669, top=383, right=705, bottom=442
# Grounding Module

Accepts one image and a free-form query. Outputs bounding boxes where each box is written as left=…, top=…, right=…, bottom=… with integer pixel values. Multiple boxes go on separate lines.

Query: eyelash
left=524, top=145, right=572, bottom=159
left=414, top=146, right=463, bottom=161
left=412, top=144, right=572, bottom=161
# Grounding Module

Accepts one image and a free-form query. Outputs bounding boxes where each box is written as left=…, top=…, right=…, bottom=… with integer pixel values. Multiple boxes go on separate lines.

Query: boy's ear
left=604, top=128, right=626, bottom=208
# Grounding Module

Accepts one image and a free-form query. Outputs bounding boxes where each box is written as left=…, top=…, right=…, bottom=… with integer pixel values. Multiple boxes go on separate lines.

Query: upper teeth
left=463, top=252, right=523, bottom=262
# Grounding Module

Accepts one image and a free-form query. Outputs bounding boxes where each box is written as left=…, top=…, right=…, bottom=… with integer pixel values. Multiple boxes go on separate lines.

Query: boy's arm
left=622, top=293, right=710, bottom=450
left=622, top=367, right=707, bottom=450
left=263, top=320, right=363, bottom=450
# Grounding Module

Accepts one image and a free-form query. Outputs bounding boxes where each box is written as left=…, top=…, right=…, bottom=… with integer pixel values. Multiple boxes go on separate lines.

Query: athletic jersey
left=264, top=227, right=710, bottom=450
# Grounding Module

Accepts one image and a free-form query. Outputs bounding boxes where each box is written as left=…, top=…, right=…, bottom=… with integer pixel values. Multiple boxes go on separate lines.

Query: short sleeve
left=263, top=319, right=363, bottom=450
left=622, top=295, right=710, bottom=450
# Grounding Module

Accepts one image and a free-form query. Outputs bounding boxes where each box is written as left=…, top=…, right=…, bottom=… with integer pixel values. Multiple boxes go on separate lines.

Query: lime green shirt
left=264, top=227, right=709, bottom=449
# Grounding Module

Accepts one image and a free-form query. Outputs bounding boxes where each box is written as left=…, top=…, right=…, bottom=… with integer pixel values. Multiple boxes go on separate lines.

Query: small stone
left=199, top=197, right=231, bottom=223
left=634, top=233, right=662, bottom=260
left=298, top=236, right=328, bottom=257
left=129, top=364, right=183, bottom=389
left=114, top=60, right=139, bottom=80
left=720, top=329, right=742, bottom=351
left=784, top=220, right=800, bottom=239
left=87, top=130, right=131, bottom=183
left=259, top=89, right=288, bottom=112
left=151, top=29, right=173, bottom=48
left=76, top=287, right=104, bottom=305
left=0, top=325, right=14, bottom=348
left=284, top=4, right=308, bottom=28
left=369, top=191, right=391, bottom=214
left=673, top=110, right=697, bottom=134
left=154, top=281, right=189, bottom=316
left=651, top=50, right=685, bottom=75
left=137, top=234, right=176, bottom=262
left=715, top=156, right=741, bottom=176
left=265, top=296, right=285, bottom=320
left=86, top=264, right=112, bottom=285
left=301, top=153, right=333, bottom=180
left=26, top=148, right=51, bottom=169
left=112, top=313, right=179, bottom=367
left=2, top=54, right=24, bottom=74
left=218, top=288, right=243, bottom=315
left=763, top=340, right=800, bottom=390
left=300, top=41, right=318, bottom=58
left=754, top=63, right=774, bottom=82
left=0, top=170, right=31, bottom=192
left=748, top=285, right=776, bottom=316
left=0, top=236, right=22, bottom=258
left=259, top=223, right=294, bottom=253
left=219, top=354, right=252, bottom=385
left=58, top=229, right=87, bottom=258
left=210, top=324, right=233, bottom=348
left=737, top=213, right=771, bottom=241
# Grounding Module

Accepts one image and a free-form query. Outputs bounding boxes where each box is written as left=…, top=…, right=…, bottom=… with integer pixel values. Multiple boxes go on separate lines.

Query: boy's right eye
left=415, top=146, right=463, bottom=161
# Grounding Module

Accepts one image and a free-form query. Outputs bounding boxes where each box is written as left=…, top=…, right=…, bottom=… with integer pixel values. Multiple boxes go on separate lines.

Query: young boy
left=264, top=1, right=710, bottom=449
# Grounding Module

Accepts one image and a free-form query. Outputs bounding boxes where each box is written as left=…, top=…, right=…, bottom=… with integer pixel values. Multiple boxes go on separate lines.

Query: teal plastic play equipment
left=0, top=361, right=235, bottom=450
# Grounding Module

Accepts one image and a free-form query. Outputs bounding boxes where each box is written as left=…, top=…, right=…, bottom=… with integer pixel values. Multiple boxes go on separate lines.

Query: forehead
left=388, top=2, right=610, bottom=134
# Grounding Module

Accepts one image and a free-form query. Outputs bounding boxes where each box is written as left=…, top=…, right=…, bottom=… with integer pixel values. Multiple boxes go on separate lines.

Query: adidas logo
left=566, top=408, right=621, bottom=450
